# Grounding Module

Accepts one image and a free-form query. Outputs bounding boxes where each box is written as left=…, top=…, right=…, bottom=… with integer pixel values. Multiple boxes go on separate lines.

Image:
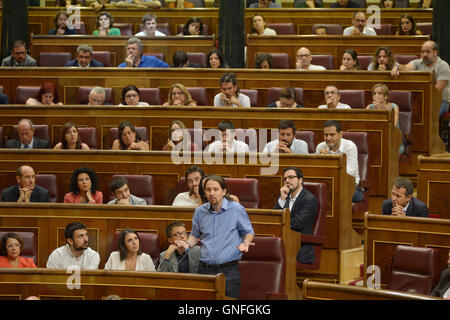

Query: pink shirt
left=0, top=256, right=37, bottom=268
left=64, top=191, right=103, bottom=204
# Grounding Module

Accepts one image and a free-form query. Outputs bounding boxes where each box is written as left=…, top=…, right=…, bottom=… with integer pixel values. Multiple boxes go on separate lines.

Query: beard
left=73, top=242, right=88, bottom=251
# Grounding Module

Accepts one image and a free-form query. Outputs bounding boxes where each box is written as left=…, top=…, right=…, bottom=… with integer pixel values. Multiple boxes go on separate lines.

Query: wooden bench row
left=18, top=7, right=433, bottom=36
left=0, top=68, right=442, bottom=179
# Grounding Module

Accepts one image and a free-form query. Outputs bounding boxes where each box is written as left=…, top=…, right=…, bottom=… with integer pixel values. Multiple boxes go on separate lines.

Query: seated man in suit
left=157, top=221, right=201, bottom=273
left=1, top=165, right=50, bottom=202
left=107, top=176, right=147, bottom=205
left=1, top=40, right=37, bottom=67
left=382, top=177, right=429, bottom=217
left=5, top=119, right=51, bottom=149
left=274, top=167, right=318, bottom=264
left=65, top=44, right=104, bottom=68
left=430, top=249, right=450, bottom=299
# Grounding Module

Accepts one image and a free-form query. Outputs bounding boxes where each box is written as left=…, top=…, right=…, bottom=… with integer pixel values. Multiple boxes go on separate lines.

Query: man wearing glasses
left=157, top=221, right=200, bottom=273
left=274, top=167, right=318, bottom=264
left=1, top=40, right=37, bottom=67
left=295, top=47, right=326, bottom=70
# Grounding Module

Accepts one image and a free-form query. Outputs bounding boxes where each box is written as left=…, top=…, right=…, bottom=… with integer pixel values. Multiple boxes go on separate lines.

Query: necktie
left=23, top=145, right=29, bottom=149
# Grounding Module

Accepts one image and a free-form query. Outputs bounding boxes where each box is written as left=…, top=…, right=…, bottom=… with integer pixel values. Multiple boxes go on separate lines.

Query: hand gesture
left=116, top=198, right=130, bottom=205
left=280, top=184, right=290, bottom=200
left=167, top=139, right=176, bottom=151
left=85, top=190, right=94, bottom=203
left=237, top=240, right=255, bottom=252
left=391, top=205, right=405, bottom=216
left=390, top=66, right=400, bottom=79
left=318, top=147, right=329, bottom=155
left=351, top=27, right=362, bottom=36
left=125, top=54, right=134, bottom=67
left=278, top=140, right=291, bottom=153
left=219, top=93, right=231, bottom=106
left=378, top=64, right=387, bottom=71
left=56, top=25, right=67, bottom=35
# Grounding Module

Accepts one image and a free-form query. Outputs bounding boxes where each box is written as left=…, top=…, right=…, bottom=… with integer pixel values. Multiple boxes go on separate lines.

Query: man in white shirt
left=205, top=121, right=250, bottom=153
left=343, top=11, right=377, bottom=36
left=296, top=47, right=326, bottom=71
left=315, top=120, right=362, bottom=202
left=213, top=73, right=251, bottom=107
left=172, top=166, right=204, bottom=207
left=263, top=119, right=309, bottom=154
left=135, top=13, right=166, bottom=37
left=318, top=85, right=351, bottom=109
left=47, top=222, right=100, bottom=269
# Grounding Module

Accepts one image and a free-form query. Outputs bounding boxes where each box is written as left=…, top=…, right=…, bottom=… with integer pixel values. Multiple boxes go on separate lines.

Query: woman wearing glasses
left=118, top=85, right=149, bottom=106
left=163, top=83, right=197, bottom=107
left=0, top=233, right=37, bottom=268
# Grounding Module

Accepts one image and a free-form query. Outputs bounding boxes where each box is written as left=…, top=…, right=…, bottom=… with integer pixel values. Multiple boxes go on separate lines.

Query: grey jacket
left=1, top=55, right=37, bottom=67
left=107, top=194, right=147, bottom=205
left=157, top=245, right=201, bottom=273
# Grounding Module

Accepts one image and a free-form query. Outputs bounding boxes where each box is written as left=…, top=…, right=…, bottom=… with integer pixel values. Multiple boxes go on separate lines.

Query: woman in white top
left=104, top=228, right=155, bottom=271
left=118, top=85, right=149, bottom=106
left=250, top=14, right=277, bottom=36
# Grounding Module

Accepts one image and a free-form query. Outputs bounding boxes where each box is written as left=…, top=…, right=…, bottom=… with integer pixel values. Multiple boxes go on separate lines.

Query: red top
left=0, top=256, right=37, bottom=268
left=63, top=191, right=103, bottom=204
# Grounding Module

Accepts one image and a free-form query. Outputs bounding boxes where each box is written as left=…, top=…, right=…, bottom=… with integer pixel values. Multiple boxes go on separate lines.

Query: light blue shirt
left=191, top=198, right=254, bottom=265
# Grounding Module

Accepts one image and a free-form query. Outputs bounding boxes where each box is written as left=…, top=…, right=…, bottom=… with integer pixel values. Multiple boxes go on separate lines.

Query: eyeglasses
left=171, top=231, right=187, bottom=238
left=283, top=175, right=298, bottom=182
left=125, top=94, right=139, bottom=99
left=297, top=54, right=310, bottom=58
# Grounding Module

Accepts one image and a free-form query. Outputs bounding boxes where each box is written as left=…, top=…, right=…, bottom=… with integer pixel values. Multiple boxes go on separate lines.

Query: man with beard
left=172, top=166, right=204, bottom=207
left=391, top=40, right=450, bottom=119
left=430, top=249, right=450, bottom=299
left=343, top=11, right=377, bottom=36
left=1, top=165, right=50, bottom=202
left=262, top=119, right=308, bottom=154
left=273, top=167, right=318, bottom=264
left=213, top=73, right=250, bottom=108
left=316, top=120, right=362, bottom=202
left=47, top=222, right=100, bottom=269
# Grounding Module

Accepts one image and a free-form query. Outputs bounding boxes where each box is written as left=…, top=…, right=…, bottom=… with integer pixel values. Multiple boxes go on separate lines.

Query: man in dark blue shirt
left=118, top=37, right=169, bottom=68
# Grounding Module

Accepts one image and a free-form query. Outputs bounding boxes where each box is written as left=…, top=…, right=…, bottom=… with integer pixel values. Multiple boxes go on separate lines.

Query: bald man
left=1, top=165, right=50, bottom=203
left=296, top=47, right=326, bottom=70
left=5, top=119, right=51, bottom=149
left=391, top=40, right=450, bottom=118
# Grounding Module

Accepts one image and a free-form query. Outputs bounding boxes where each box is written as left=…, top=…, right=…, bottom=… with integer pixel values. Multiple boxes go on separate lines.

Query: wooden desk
left=17, top=7, right=433, bottom=36
left=302, top=279, right=439, bottom=300
left=0, top=268, right=226, bottom=300
left=364, top=213, right=450, bottom=288
left=0, top=106, right=401, bottom=214
left=30, top=35, right=216, bottom=67
left=0, top=151, right=358, bottom=289
left=417, top=154, right=450, bottom=219
left=246, top=35, right=428, bottom=69
left=0, top=204, right=295, bottom=299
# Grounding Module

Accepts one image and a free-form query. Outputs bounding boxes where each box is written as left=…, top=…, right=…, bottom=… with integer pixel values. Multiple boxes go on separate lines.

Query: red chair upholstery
left=75, top=21, right=87, bottom=35
left=266, top=87, right=304, bottom=107
left=239, top=236, right=287, bottom=300
left=339, top=90, right=366, bottom=109
left=388, top=245, right=441, bottom=295
left=267, top=23, right=295, bottom=35
left=76, top=87, right=114, bottom=105
left=240, top=89, right=258, bottom=107
left=235, top=128, right=258, bottom=152
left=394, top=55, right=418, bottom=65
left=0, top=231, right=37, bottom=265
left=78, top=127, right=99, bottom=149
left=357, top=55, right=372, bottom=70
left=417, top=22, right=432, bottom=35
left=295, top=130, right=315, bottom=154
left=311, top=55, right=334, bottom=70
left=14, top=86, right=40, bottom=104
left=390, top=91, right=413, bottom=135
left=143, top=52, right=166, bottom=63
left=35, top=174, right=58, bottom=203
left=311, top=23, right=342, bottom=35
left=270, top=53, right=290, bottom=69
left=139, top=88, right=161, bottom=105
left=187, top=52, right=207, bottom=67
left=92, top=51, right=111, bottom=67
left=186, top=87, right=209, bottom=106
left=109, top=174, right=155, bottom=205
left=0, top=126, right=4, bottom=147
left=107, top=127, right=149, bottom=149
left=224, top=178, right=259, bottom=208
left=176, top=24, right=209, bottom=35
left=374, top=23, right=393, bottom=35
left=9, top=124, right=50, bottom=142
left=138, top=22, right=171, bottom=35
left=39, top=52, right=72, bottom=67
left=296, top=182, right=327, bottom=270
left=113, top=23, right=133, bottom=36
left=111, top=231, right=160, bottom=267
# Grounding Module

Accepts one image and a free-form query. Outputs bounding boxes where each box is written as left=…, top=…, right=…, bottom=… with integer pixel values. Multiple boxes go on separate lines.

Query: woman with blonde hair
left=250, top=14, right=277, bottom=36
left=163, top=84, right=197, bottom=107
left=366, top=83, right=399, bottom=128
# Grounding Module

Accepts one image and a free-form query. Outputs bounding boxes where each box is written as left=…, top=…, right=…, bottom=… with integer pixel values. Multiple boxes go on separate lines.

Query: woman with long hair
left=54, top=122, right=90, bottom=150
left=163, top=84, right=197, bottom=107
left=112, top=121, right=149, bottom=150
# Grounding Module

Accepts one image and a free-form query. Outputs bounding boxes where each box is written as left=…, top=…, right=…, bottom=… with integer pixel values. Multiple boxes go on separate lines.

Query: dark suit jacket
left=65, top=59, right=104, bottom=67
left=274, top=188, right=318, bottom=264
left=1, top=184, right=50, bottom=202
left=5, top=137, right=51, bottom=149
left=382, top=198, right=429, bottom=217
left=430, top=268, right=450, bottom=298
